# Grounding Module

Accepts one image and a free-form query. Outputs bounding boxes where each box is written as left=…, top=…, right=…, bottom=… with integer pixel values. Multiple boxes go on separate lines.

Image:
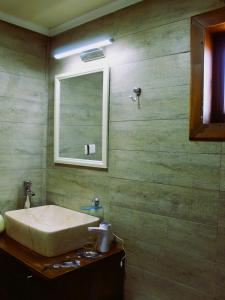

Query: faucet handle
left=24, top=180, right=31, bottom=188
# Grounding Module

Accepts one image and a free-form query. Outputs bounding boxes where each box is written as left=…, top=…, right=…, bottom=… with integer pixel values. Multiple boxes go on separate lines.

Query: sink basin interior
left=5, top=205, right=99, bottom=257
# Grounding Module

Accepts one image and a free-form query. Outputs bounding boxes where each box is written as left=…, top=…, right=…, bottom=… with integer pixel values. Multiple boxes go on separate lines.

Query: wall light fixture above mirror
left=54, top=63, right=109, bottom=168
left=54, top=38, right=113, bottom=59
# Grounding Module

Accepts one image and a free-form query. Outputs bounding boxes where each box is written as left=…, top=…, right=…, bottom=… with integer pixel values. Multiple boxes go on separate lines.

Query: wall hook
left=129, top=87, right=142, bottom=109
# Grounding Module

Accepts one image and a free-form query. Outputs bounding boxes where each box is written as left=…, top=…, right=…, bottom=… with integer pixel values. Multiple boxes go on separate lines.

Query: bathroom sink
left=4, top=205, right=99, bottom=257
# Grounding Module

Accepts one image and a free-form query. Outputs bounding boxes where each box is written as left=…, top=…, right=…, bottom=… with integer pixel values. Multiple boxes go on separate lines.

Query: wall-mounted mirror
left=54, top=64, right=109, bottom=168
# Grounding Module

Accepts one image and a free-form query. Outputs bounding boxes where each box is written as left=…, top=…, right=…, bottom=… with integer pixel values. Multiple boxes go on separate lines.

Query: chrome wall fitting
left=129, top=87, right=142, bottom=109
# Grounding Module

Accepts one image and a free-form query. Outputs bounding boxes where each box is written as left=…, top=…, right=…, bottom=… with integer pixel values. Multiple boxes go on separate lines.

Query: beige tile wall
left=0, top=21, right=48, bottom=212
left=47, top=0, right=225, bottom=299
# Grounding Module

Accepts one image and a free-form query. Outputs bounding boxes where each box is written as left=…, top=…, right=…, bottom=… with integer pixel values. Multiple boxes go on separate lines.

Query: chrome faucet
left=24, top=181, right=35, bottom=208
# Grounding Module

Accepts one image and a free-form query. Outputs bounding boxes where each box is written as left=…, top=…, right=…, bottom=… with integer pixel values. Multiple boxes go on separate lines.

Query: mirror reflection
left=59, top=72, right=103, bottom=160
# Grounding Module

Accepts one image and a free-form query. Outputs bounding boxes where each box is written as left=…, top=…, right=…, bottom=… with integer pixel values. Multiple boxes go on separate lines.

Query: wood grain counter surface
left=0, top=233, right=123, bottom=280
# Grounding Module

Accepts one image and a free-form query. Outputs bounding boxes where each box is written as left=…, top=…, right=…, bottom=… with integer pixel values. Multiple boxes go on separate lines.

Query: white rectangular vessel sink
left=5, top=205, right=99, bottom=257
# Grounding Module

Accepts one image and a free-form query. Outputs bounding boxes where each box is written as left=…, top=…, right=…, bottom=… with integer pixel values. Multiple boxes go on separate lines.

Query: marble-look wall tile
left=125, top=265, right=213, bottom=300
left=47, top=0, right=225, bottom=299
left=110, top=119, right=221, bottom=154
left=109, top=178, right=218, bottom=225
left=111, top=52, right=189, bottom=93
left=0, top=169, right=45, bottom=213
left=0, top=47, right=46, bottom=80
left=126, top=239, right=215, bottom=295
left=114, top=0, right=222, bottom=38
left=107, top=19, right=190, bottom=66
left=0, top=21, right=47, bottom=58
left=0, top=95, right=47, bottom=124
left=215, top=261, right=225, bottom=300
left=110, top=85, right=189, bottom=121
left=47, top=167, right=109, bottom=218
left=0, top=22, right=48, bottom=211
left=110, top=150, right=220, bottom=190
left=110, top=205, right=217, bottom=261
left=0, top=71, right=47, bottom=100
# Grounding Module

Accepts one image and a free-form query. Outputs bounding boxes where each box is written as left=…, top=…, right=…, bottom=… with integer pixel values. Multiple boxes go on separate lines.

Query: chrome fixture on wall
left=129, top=87, right=142, bottom=109
left=24, top=180, right=35, bottom=208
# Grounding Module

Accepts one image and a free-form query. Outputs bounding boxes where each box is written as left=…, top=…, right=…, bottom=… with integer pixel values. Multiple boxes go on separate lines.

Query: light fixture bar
left=54, top=38, right=113, bottom=59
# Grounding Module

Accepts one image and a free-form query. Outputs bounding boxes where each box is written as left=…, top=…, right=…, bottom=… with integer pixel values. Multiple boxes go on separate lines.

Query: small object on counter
left=74, top=249, right=83, bottom=258
left=43, top=260, right=80, bottom=271
left=83, top=242, right=96, bottom=251
left=0, top=214, right=5, bottom=233
left=74, top=249, right=102, bottom=259
left=82, top=251, right=100, bottom=258
left=52, top=260, right=80, bottom=269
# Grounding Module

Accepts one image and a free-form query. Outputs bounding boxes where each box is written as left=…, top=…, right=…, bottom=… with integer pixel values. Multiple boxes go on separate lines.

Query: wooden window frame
left=190, top=7, right=225, bottom=140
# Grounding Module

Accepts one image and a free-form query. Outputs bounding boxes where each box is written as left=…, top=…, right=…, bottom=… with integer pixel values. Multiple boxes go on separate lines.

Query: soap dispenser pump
left=88, top=222, right=114, bottom=253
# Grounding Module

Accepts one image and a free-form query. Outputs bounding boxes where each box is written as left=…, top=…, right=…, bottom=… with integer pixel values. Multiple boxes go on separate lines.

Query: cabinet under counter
left=0, top=233, right=125, bottom=300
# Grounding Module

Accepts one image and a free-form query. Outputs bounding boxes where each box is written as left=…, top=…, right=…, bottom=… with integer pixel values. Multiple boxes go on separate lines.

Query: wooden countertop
left=0, top=233, right=124, bottom=280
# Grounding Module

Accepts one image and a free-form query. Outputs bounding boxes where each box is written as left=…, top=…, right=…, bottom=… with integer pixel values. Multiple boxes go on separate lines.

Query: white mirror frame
left=54, top=64, right=109, bottom=168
